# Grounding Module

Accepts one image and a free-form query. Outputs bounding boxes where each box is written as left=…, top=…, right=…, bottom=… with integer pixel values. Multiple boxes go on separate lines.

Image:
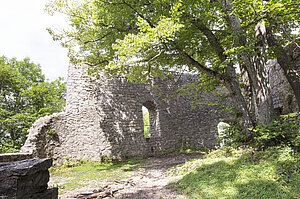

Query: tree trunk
left=223, top=65, right=255, bottom=131
left=221, top=0, right=275, bottom=124
left=266, top=27, right=300, bottom=110
left=240, top=64, right=257, bottom=122
left=190, top=19, right=255, bottom=130
left=180, top=50, right=254, bottom=133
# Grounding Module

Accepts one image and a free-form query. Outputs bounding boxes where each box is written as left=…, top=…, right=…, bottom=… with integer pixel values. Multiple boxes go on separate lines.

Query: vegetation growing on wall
left=0, top=56, right=66, bottom=153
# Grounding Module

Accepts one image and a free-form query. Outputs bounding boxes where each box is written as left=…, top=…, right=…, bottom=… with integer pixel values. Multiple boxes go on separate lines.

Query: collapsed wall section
left=22, top=64, right=229, bottom=163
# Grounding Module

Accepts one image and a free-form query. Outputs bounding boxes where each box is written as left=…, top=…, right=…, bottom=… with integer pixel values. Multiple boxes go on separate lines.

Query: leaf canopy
left=0, top=56, right=66, bottom=152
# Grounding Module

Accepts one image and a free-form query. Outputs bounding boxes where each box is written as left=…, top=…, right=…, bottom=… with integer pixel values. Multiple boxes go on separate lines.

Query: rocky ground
left=50, top=153, right=201, bottom=199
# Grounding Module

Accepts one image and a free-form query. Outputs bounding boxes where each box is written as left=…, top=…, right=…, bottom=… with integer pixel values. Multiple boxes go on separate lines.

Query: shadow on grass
left=93, top=158, right=144, bottom=172
left=50, top=158, right=145, bottom=195
left=115, top=186, right=182, bottom=199
left=170, top=150, right=300, bottom=199
left=51, top=153, right=201, bottom=196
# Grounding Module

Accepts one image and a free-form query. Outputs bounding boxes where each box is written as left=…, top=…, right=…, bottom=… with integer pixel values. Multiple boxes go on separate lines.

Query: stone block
left=0, top=158, right=57, bottom=199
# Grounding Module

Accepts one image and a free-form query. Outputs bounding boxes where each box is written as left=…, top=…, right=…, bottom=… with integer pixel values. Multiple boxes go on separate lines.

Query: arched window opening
left=142, top=106, right=150, bottom=138
left=142, top=101, right=157, bottom=139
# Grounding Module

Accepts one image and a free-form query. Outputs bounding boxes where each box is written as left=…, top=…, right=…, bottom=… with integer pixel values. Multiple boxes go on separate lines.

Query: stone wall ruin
left=21, top=45, right=299, bottom=163
left=21, top=64, right=229, bottom=163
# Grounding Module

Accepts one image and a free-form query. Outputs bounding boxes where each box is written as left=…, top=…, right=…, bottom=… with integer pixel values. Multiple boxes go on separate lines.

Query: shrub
left=251, top=113, right=299, bottom=150
left=218, top=122, right=250, bottom=148
left=221, top=113, right=299, bottom=151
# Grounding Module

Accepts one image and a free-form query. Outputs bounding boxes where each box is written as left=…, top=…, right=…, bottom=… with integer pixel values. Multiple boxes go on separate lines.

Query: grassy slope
left=50, top=147, right=299, bottom=198
left=169, top=147, right=300, bottom=199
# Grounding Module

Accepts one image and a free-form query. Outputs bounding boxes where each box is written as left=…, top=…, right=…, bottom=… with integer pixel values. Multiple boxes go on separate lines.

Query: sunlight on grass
left=169, top=147, right=300, bottom=199
left=49, top=147, right=299, bottom=198
left=50, top=158, right=143, bottom=194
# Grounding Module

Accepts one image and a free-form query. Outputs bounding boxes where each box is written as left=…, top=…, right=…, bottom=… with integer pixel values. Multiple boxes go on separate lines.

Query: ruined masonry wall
left=267, top=60, right=298, bottom=113
left=21, top=44, right=299, bottom=163
left=267, top=43, right=300, bottom=113
left=22, top=64, right=228, bottom=163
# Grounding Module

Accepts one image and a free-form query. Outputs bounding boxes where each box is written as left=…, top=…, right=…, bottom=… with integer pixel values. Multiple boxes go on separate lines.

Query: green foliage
left=219, top=113, right=300, bottom=151
left=0, top=56, right=66, bottom=153
left=251, top=113, right=300, bottom=151
left=170, top=146, right=300, bottom=199
left=48, top=129, right=57, bottom=136
left=221, top=0, right=300, bottom=66
left=219, top=122, right=250, bottom=148
left=45, top=0, right=226, bottom=81
left=46, top=0, right=298, bottom=78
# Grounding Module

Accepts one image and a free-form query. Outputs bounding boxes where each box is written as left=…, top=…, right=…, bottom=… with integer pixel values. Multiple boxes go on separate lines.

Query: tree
left=220, top=0, right=276, bottom=125
left=222, top=0, right=300, bottom=112
left=46, top=0, right=299, bottom=133
left=0, top=56, right=66, bottom=153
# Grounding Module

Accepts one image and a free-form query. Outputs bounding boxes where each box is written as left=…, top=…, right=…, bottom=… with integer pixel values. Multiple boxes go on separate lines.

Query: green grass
left=49, top=157, right=143, bottom=194
left=50, top=147, right=300, bottom=198
left=169, top=146, right=300, bottom=199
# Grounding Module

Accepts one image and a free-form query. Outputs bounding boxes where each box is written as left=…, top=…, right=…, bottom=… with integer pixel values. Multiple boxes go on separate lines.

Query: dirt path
left=53, top=153, right=201, bottom=199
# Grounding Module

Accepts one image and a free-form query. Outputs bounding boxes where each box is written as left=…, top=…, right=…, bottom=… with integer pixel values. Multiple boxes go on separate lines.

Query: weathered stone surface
left=0, top=158, right=57, bottom=199
left=21, top=57, right=297, bottom=163
left=267, top=60, right=298, bottom=114
left=22, top=64, right=230, bottom=163
left=0, top=153, right=33, bottom=163
left=21, top=113, right=65, bottom=159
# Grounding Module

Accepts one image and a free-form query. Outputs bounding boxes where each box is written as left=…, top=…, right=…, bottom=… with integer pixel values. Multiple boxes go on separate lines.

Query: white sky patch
left=0, top=0, right=69, bottom=81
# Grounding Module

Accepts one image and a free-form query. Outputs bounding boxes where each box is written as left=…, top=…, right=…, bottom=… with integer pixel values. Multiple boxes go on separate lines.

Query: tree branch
left=191, top=19, right=227, bottom=62
left=268, top=16, right=300, bottom=49
left=121, top=0, right=155, bottom=28
left=178, top=49, right=225, bottom=83
left=82, top=32, right=112, bottom=44
left=84, top=60, right=109, bottom=67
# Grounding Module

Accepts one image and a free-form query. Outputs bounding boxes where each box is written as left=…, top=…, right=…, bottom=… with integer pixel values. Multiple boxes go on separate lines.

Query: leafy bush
left=218, top=121, right=250, bottom=148
left=0, top=143, right=20, bottom=153
left=251, top=113, right=299, bottom=151
left=220, top=113, right=299, bottom=151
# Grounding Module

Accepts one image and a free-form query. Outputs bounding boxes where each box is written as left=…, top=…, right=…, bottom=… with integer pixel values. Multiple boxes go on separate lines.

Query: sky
left=0, top=0, right=69, bottom=81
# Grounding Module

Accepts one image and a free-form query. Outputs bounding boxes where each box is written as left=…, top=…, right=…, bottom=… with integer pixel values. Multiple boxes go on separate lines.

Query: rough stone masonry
left=21, top=64, right=229, bottom=163
left=21, top=43, right=299, bottom=163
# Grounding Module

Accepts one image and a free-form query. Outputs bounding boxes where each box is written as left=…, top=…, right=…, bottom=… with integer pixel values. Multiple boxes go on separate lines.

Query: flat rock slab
left=0, top=158, right=57, bottom=199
